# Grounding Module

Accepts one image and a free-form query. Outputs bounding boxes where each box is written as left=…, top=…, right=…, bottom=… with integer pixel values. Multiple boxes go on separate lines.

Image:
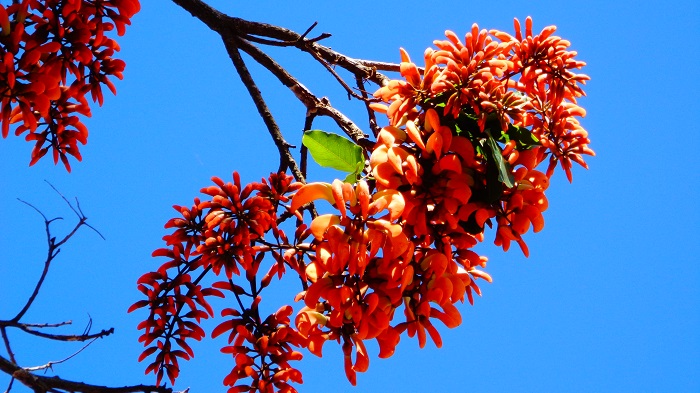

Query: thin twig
left=15, top=326, right=114, bottom=342
left=356, top=75, right=381, bottom=138
left=0, top=327, right=15, bottom=365
left=3, top=376, right=13, bottom=393
left=11, top=201, right=59, bottom=323
left=298, top=21, right=318, bottom=41
left=12, top=321, right=72, bottom=329
left=306, top=49, right=367, bottom=100
left=81, top=316, right=93, bottom=336
left=242, top=31, right=333, bottom=48
left=221, top=35, right=305, bottom=183
left=45, top=181, right=80, bottom=218
left=171, top=0, right=395, bottom=86
left=45, top=181, right=105, bottom=241
left=0, top=355, right=171, bottom=393
left=11, top=198, right=89, bottom=322
left=23, top=336, right=101, bottom=372
left=234, top=37, right=373, bottom=149
left=300, top=112, right=316, bottom=180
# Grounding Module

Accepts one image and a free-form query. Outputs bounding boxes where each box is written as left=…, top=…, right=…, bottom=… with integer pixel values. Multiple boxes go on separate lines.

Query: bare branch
left=170, top=0, right=397, bottom=87
left=300, top=112, right=316, bottom=180
left=355, top=75, right=381, bottom=138
left=4, top=376, right=14, bottom=393
left=221, top=36, right=305, bottom=182
left=0, top=189, right=150, bottom=392
left=233, top=37, right=374, bottom=150
left=0, top=328, right=15, bottom=365
left=23, top=337, right=100, bottom=372
left=298, top=21, right=328, bottom=43
left=1, top=355, right=171, bottom=393
left=305, top=48, right=367, bottom=101
left=14, top=326, right=114, bottom=342
left=16, top=199, right=49, bottom=222
left=11, top=198, right=92, bottom=323
left=45, top=182, right=105, bottom=241
left=14, top=321, right=72, bottom=329
left=45, top=182, right=81, bottom=220
left=11, top=200, right=61, bottom=323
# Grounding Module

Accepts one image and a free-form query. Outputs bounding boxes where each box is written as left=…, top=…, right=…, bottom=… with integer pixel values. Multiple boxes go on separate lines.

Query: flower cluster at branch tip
left=371, top=16, right=591, bottom=255
left=0, top=0, right=140, bottom=171
left=132, top=17, right=591, bottom=393
left=130, top=172, right=305, bottom=390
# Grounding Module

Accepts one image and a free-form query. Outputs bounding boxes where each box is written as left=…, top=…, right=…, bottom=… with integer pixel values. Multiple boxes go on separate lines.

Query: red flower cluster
left=0, top=0, right=140, bottom=171
left=371, top=17, right=592, bottom=256
left=291, top=181, right=491, bottom=385
left=133, top=17, right=592, bottom=393
left=130, top=172, right=308, bottom=390
left=292, top=180, right=413, bottom=384
left=214, top=303, right=307, bottom=393
left=291, top=16, right=591, bottom=384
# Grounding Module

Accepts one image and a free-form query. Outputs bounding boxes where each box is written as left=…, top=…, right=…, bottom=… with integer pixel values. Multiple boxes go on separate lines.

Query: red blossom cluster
left=371, top=16, right=592, bottom=256
left=133, top=17, right=592, bottom=393
left=214, top=302, right=307, bottom=393
left=0, top=0, right=140, bottom=171
left=130, top=172, right=305, bottom=390
left=290, top=180, right=491, bottom=386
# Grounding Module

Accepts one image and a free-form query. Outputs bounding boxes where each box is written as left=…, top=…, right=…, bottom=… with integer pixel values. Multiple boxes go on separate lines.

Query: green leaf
left=483, top=131, right=515, bottom=189
left=344, top=172, right=359, bottom=184
left=501, top=124, right=540, bottom=149
left=302, top=130, right=364, bottom=179
left=451, top=109, right=484, bottom=140
left=342, top=160, right=364, bottom=183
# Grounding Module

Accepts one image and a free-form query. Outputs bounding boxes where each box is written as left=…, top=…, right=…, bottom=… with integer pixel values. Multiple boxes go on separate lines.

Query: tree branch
left=13, top=326, right=114, bottom=342
left=1, top=191, right=158, bottom=393
left=0, top=327, right=15, bottom=365
left=221, top=36, right=305, bottom=182
left=355, top=75, right=381, bottom=138
left=23, top=337, right=101, bottom=372
left=1, top=355, right=171, bottom=393
left=233, top=37, right=374, bottom=150
left=12, top=188, right=103, bottom=324
left=169, top=0, right=397, bottom=184
left=170, top=0, right=398, bottom=86
left=13, top=321, right=72, bottom=329
left=11, top=199, right=70, bottom=323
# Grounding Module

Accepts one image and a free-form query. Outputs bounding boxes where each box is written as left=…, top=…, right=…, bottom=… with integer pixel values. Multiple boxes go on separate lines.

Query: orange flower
left=132, top=17, right=592, bottom=392
left=216, top=305, right=307, bottom=393
left=0, top=0, right=140, bottom=170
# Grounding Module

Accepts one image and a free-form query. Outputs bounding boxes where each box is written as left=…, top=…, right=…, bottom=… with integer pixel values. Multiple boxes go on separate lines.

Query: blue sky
left=1, top=1, right=698, bottom=392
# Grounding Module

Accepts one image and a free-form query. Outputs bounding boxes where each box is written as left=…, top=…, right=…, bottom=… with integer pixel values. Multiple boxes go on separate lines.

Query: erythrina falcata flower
left=131, top=16, right=592, bottom=393
left=0, top=2, right=594, bottom=391
left=371, top=17, right=591, bottom=257
left=0, top=0, right=140, bottom=171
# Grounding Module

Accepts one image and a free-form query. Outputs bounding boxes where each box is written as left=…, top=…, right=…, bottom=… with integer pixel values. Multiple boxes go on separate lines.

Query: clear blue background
left=1, top=1, right=698, bottom=392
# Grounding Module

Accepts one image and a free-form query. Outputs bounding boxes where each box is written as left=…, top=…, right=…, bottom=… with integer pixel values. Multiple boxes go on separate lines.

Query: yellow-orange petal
left=399, top=47, right=411, bottom=63
left=290, top=182, right=334, bottom=212
left=405, top=120, right=426, bottom=150
left=425, top=108, right=441, bottom=132
left=310, top=214, right=340, bottom=240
